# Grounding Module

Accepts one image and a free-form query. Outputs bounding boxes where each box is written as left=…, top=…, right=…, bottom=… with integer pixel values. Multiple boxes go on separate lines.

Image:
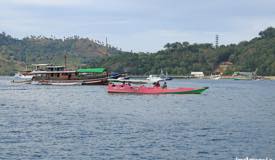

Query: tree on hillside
left=259, top=27, right=275, bottom=38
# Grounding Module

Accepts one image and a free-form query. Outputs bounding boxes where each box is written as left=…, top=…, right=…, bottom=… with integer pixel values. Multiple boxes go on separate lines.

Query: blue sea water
left=0, top=76, right=274, bottom=159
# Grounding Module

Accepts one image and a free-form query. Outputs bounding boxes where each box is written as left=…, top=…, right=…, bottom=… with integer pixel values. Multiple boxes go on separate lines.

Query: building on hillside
left=191, top=72, right=204, bottom=78
left=214, top=61, right=234, bottom=74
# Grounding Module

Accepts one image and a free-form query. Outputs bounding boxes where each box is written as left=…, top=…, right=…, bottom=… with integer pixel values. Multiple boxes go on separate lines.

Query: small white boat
left=14, top=73, right=33, bottom=80
left=160, top=70, right=173, bottom=81
left=146, top=75, right=164, bottom=83
left=210, top=74, right=221, bottom=80
left=12, top=72, right=33, bottom=83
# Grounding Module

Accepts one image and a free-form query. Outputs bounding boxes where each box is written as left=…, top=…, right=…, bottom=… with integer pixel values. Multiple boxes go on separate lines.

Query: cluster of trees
left=0, top=33, right=124, bottom=74
left=94, top=27, right=275, bottom=76
left=1, top=27, right=275, bottom=75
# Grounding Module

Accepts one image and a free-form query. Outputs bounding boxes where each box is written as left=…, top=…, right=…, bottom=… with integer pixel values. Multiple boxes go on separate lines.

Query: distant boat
left=109, top=72, right=130, bottom=80
left=108, top=78, right=149, bottom=84
left=164, top=71, right=173, bottom=80
left=14, top=72, right=33, bottom=80
left=109, top=75, right=164, bottom=84
left=117, top=76, right=130, bottom=80
left=159, top=69, right=173, bottom=81
left=109, top=72, right=121, bottom=79
left=210, top=74, right=221, bottom=80
left=12, top=53, right=34, bottom=83
left=146, top=75, right=165, bottom=83
left=12, top=71, right=33, bottom=83
left=164, top=77, right=173, bottom=81
left=232, top=71, right=256, bottom=80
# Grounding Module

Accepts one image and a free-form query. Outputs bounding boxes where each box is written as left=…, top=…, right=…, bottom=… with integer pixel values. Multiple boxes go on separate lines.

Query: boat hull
left=11, top=79, right=32, bottom=84
left=108, top=84, right=208, bottom=94
left=32, top=80, right=82, bottom=85
left=82, top=78, right=108, bottom=85
left=32, top=77, right=108, bottom=85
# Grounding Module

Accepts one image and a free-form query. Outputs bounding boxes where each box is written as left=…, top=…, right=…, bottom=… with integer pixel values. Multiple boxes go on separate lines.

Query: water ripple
left=0, top=77, right=275, bottom=159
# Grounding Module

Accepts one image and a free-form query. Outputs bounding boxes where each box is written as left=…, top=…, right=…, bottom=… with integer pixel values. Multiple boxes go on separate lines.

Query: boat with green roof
left=31, top=65, right=108, bottom=85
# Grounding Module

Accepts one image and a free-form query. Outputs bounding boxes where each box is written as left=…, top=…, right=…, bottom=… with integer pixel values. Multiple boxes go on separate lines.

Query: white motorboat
left=12, top=72, right=33, bottom=83
left=146, top=75, right=165, bottom=83
left=210, top=74, right=221, bottom=80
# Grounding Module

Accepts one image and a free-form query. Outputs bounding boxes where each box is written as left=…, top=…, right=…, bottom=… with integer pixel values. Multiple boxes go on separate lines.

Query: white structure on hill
left=191, top=72, right=204, bottom=78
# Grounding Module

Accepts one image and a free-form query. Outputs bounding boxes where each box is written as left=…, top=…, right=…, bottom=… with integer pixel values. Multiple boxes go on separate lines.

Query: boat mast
left=64, top=54, right=67, bottom=69
left=24, top=53, right=28, bottom=71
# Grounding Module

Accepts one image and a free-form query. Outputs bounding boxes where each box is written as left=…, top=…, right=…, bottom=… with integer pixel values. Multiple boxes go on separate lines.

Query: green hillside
left=95, top=27, right=275, bottom=76
left=0, top=54, right=24, bottom=75
left=0, top=33, right=123, bottom=75
left=1, top=27, right=275, bottom=75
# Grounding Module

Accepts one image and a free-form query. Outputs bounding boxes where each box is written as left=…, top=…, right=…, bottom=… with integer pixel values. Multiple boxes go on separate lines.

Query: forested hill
left=95, top=27, right=275, bottom=76
left=0, top=33, right=124, bottom=75
left=1, top=27, right=275, bottom=75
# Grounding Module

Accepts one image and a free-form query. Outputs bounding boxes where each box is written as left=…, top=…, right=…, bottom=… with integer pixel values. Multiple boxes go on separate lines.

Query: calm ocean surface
left=0, top=76, right=274, bottom=160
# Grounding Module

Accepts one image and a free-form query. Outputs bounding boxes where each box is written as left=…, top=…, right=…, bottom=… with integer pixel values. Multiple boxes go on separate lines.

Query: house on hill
left=214, top=61, right=234, bottom=74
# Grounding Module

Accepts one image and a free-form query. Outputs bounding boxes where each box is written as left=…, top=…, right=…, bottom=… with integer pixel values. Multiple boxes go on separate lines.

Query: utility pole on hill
left=105, top=37, right=108, bottom=48
left=215, top=35, right=219, bottom=48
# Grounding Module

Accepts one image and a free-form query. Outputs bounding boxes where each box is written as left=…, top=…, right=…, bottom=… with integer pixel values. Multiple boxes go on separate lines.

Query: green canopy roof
left=77, top=68, right=106, bottom=73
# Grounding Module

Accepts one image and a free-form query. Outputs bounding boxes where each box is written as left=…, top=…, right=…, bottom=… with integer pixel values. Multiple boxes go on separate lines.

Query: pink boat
left=107, top=83, right=208, bottom=94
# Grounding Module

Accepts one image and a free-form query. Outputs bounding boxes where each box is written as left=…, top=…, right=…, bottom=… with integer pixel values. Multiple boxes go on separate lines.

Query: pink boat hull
left=107, top=84, right=208, bottom=94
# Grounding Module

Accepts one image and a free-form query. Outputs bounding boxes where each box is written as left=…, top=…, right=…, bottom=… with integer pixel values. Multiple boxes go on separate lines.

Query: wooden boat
left=31, top=66, right=108, bottom=85
left=108, top=83, right=208, bottom=94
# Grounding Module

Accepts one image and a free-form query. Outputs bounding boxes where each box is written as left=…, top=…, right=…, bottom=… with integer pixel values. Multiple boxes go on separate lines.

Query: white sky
left=1, top=0, right=275, bottom=52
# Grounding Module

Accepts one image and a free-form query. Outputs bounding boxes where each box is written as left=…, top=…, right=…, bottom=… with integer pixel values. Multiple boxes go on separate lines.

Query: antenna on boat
left=64, top=54, right=67, bottom=69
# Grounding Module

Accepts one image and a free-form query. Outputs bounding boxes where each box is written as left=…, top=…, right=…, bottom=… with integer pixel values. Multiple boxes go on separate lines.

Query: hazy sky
left=1, top=0, right=275, bottom=52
